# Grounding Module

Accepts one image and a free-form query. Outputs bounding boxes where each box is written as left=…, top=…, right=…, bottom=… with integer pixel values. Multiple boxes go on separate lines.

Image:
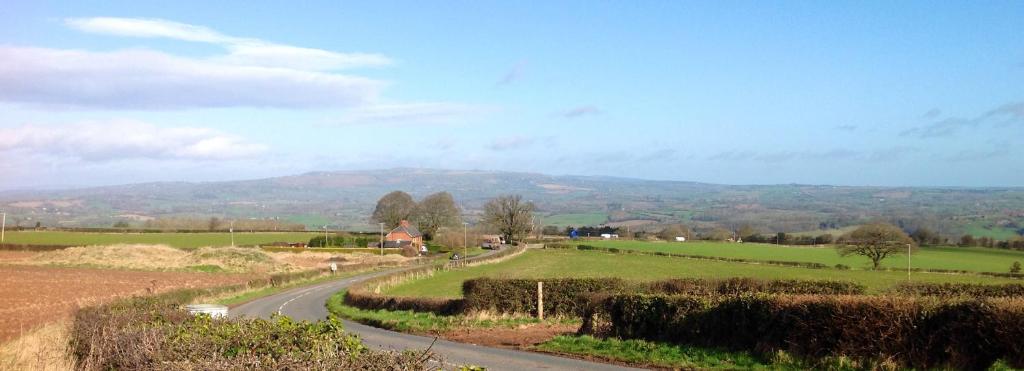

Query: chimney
left=400, top=220, right=411, bottom=227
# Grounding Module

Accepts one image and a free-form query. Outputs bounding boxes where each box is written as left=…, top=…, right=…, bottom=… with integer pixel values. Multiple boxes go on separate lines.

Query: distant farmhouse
left=383, top=220, right=423, bottom=248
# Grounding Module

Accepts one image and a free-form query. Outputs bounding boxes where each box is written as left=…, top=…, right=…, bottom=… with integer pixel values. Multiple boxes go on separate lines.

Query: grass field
left=384, top=249, right=1019, bottom=298
left=580, top=240, right=1024, bottom=273
left=542, top=213, right=608, bottom=227
left=1, top=231, right=321, bottom=249
left=965, top=221, right=1023, bottom=241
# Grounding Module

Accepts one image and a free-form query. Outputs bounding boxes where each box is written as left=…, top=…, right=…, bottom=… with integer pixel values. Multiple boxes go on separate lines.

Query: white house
left=600, top=233, right=619, bottom=239
left=674, top=236, right=687, bottom=242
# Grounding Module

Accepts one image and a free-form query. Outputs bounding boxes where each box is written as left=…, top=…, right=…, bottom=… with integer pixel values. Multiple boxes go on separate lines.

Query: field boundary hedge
left=555, top=243, right=1024, bottom=279
left=0, top=243, right=75, bottom=251
left=460, top=277, right=866, bottom=317
left=342, top=245, right=528, bottom=315
left=259, top=246, right=405, bottom=254
left=579, top=293, right=1024, bottom=370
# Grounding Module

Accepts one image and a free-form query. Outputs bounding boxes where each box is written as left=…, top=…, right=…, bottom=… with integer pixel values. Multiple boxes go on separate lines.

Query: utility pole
left=463, top=222, right=468, bottom=258
left=229, top=220, right=235, bottom=247
left=324, top=225, right=329, bottom=247
left=379, top=222, right=385, bottom=256
left=1, top=211, right=6, bottom=244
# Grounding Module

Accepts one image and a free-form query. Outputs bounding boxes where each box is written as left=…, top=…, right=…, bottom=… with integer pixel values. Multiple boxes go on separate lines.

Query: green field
left=542, top=213, right=608, bottom=227
left=965, top=221, right=1022, bottom=241
left=1, top=230, right=321, bottom=249
left=384, top=249, right=1018, bottom=298
left=580, top=240, right=1024, bottom=273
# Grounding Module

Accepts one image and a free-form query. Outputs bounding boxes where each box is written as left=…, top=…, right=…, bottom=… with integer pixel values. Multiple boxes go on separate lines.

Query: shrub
left=462, top=277, right=627, bottom=316
left=645, top=278, right=865, bottom=296
left=70, top=291, right=429, bottom=370
left=582, top=293, right=1024, bottom=370
left=891, top=282, right=1024, bottom=297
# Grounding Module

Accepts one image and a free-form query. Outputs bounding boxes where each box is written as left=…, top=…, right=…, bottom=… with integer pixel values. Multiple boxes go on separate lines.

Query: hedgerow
left=462, top=278, right=627, bottom=316
left=581, top=293, right=1024, bottom=370
left=891, top=282, right=1024, bottom=297
left=70, top=290, right=430, bottom=370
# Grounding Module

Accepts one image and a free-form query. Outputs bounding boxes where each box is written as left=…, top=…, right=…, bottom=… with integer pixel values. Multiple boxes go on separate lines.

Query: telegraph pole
left=1, top=211, right=6, bottom=244
left=379, top=222, right=385, bottom=256
left=229, top=220, right=235, bottom=247
left=324, top=225, right=329, bottom=247
left=907, top=243, right=912, bottom=281
left=463, top=222, right=468, bottom=258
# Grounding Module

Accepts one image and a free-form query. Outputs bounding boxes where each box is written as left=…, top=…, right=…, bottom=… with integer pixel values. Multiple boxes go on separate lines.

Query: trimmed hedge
left=343, top=245, right=528, bottom=315
left=462, top=278, right=627, bottom=316
left=645, top=278, right=865, bottom=296
left=461, top=277, right=864, bottom=317
left=583, top=293, right=1024, bottom=370
left=891, top=282, right=1024, bottom=297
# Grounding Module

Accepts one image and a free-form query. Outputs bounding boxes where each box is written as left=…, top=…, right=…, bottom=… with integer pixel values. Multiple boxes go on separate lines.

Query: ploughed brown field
left=0, top=264, right=253, bottom=342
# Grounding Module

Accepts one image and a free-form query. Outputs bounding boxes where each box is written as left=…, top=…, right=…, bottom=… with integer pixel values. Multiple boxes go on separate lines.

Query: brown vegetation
left=0, top=265, right=252, bottom=343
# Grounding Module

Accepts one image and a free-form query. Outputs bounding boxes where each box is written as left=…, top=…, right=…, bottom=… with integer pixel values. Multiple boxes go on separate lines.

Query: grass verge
left=326, top=290, right=576, bottom=333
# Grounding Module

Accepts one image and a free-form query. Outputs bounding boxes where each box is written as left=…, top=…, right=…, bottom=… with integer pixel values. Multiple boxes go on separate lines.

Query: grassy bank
left=384, top=249, right=1018, bottom=298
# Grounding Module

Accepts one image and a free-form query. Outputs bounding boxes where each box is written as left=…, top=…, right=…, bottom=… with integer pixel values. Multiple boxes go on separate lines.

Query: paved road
left=230, top=260, right=638, bottom=370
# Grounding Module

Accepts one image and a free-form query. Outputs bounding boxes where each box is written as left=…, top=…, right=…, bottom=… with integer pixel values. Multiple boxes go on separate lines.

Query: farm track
left=230, top=252, right=637, bottom=371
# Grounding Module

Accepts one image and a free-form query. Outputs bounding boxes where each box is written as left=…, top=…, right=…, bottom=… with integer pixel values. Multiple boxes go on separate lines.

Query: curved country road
left=230, top=263, right=637, bottom=370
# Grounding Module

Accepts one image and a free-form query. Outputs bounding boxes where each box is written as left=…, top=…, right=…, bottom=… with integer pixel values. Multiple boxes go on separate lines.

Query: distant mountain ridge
left=2, top=168, right=1023, bottom=239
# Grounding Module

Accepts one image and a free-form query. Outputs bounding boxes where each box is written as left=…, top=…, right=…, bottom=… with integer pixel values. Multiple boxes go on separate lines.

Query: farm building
left=384, top=220, right=423, bottom=248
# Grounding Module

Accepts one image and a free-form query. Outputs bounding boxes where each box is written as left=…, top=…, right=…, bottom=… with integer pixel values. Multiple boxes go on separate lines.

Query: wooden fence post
left=537, top=281, right=544, bottom=320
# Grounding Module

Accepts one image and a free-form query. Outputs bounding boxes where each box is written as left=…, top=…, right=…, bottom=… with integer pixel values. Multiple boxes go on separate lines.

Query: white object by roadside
left=185, top=304, right=229, bottom=318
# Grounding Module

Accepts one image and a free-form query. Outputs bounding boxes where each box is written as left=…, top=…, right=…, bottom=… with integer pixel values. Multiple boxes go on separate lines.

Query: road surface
left=230, top=261, right=638, bottom=370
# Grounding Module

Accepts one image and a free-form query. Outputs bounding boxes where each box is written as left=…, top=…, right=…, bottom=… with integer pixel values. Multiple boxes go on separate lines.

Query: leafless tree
left=482, top=194, right=535, bottom=243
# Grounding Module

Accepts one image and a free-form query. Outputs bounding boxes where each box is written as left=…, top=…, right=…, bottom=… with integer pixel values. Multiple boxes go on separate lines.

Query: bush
left=462, top=278, right=627, bottom=316
left=891, top=282, right=1024, bottom=297
left=582, top=293, right=1024, bottom=370
left=645, top=278, right=865, bottom=296
left=70, top=291, right=429, bottom=370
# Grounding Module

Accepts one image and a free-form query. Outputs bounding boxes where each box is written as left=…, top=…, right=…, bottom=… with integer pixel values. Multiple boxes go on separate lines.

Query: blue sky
left=1, top=1, right=1022, bottom=189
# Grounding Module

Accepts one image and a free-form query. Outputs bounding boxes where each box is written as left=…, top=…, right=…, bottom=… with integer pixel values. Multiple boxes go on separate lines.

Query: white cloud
left=336, top=102, right=490, bottom=125
left=0, top=46, right=385, bottom=109
left=0, top=120, right=266, bottom=161
left=65, top=17, right=392, bottom=71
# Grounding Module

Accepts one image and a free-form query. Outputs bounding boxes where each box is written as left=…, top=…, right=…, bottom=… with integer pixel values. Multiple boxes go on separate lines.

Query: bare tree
left=482, top=194, right=535, bottom=244
left=837, top=222, right=915, bottom=269
left=413, top=191, right=461, bottom=240
left=371, top=191, right=416, bottom=229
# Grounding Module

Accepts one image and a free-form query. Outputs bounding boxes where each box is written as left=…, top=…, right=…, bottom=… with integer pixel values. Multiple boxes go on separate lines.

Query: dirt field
left=0, top=264, right=253, bottom=343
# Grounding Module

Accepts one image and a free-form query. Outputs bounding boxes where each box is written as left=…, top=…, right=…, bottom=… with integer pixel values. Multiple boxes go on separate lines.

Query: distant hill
left=2, top=168, right=1023, bottom=239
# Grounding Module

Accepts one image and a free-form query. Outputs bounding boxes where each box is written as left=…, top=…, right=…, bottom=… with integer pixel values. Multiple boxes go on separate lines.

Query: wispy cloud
left=921, top=108, right=942, bottom=119
left=944, top=149, right=1011, bottom=162
left=0, top=120, right=266, bottom=161
left=0, top=17, right=395, bottom=110
left=561, top=105, right=603, bottom=119
left=335, top=102, right=490, bottom=125
left=0, top=47, right=384, bottom=110
left=65, top=17, right=392, bottom=71
left=901, top=100, right=1023, bottom=138
left=495, top=60, right=526, bottom=86
left=488, top=136, right=536, bottom=151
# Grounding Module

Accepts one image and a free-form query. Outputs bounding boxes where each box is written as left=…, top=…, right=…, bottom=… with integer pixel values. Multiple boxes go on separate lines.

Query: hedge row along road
left=230, top=250, right=634, bottom=371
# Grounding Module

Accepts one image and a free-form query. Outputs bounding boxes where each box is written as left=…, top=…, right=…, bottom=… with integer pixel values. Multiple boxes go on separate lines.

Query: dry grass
left=11, top=244, right=411, bottom=273
left=0, top=322, right=74, bottom=371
